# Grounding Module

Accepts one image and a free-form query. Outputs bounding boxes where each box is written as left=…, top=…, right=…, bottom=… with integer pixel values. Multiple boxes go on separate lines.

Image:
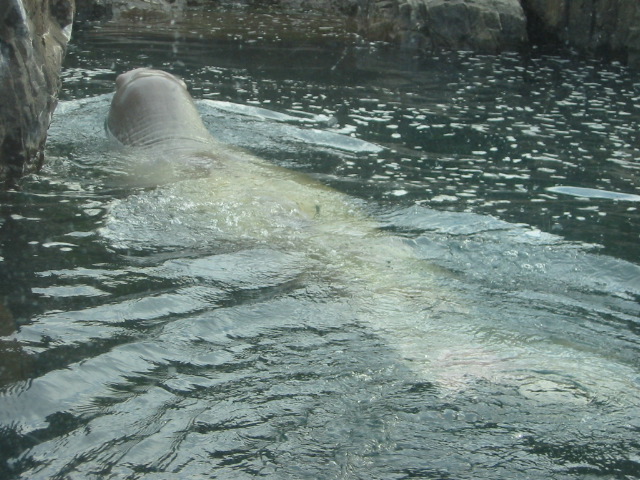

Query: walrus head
left=106, top=68, right=212, bottom=149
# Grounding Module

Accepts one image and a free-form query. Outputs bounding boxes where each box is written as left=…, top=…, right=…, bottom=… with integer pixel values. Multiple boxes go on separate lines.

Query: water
left=1, top=8, right=640, bottom=479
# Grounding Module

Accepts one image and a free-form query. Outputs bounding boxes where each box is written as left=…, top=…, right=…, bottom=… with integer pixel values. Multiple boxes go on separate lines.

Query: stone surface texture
left=0, top=0, right=74, bottom=187
left=358, top=0, right=527, bottom=53
left=521, top=0, right=640, bottom=67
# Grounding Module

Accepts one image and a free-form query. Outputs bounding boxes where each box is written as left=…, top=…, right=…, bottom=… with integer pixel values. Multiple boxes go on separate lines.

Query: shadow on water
left=0, top=7, right=639, bottom=479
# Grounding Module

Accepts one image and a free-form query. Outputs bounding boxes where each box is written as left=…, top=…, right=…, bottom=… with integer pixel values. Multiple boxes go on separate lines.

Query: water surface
left=1, top=10, right=640, bottom=479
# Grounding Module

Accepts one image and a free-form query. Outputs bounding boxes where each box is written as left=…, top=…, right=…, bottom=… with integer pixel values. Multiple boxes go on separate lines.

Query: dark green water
left=1, top=8, right=639, bottom=479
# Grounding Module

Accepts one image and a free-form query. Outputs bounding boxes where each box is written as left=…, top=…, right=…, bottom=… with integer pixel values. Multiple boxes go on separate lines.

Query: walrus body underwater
left=103, top=68, right=467, bottom=388
left=105, top=68, right=409, bottom=260
left=105, top=68, right=361, bottom=229
left=103, top=69, right=621, bottom=401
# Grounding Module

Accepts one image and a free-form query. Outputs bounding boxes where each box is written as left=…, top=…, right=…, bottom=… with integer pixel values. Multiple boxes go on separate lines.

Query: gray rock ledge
left=0, top=0, right=74, bottom=188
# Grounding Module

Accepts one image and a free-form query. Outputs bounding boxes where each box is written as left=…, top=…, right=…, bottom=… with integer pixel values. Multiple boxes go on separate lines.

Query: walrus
left=104, top=68, right=383, bottom=234
left=106, top=68, right=339, bottom=205
left=105, top=69, right=616, bottom=403
left=103, top=68, right=443, bottom=287
left=104, top=68, right=464, bottom=388
left=107, top=68, right=211, bottom=148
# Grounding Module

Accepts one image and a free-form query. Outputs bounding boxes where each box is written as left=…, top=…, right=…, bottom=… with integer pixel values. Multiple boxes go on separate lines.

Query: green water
left=0, top=9, right=639, bottom=479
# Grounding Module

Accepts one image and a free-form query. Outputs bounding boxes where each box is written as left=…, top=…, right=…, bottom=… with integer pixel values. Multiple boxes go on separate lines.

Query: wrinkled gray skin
left=107, top=68, right=212, bottom=149
left=106, top=68, right=245, bottom=184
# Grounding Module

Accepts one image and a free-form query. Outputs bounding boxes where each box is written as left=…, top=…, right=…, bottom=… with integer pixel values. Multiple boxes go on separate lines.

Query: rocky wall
left=358, top=0, right=527, bottom=53
left=72, top=0, right=640, bottom=64
left=521, top=0, right=640, bottom=67
left=0, top=0, right=74, bottom=188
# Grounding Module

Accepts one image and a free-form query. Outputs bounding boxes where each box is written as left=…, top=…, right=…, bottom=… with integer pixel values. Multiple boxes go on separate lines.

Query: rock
left=522, top=0, right=640, bottom=67
left=73, top=0, right=525, bottom=52
left=0, top=0, right=75, bottom=188
left=76, top=0, right=357, bottom=23
left=75, top=0, right=112, bottom=22
left=358, top=0, right=528, bottom=53
left=72, top=0, right=640, bottom=67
